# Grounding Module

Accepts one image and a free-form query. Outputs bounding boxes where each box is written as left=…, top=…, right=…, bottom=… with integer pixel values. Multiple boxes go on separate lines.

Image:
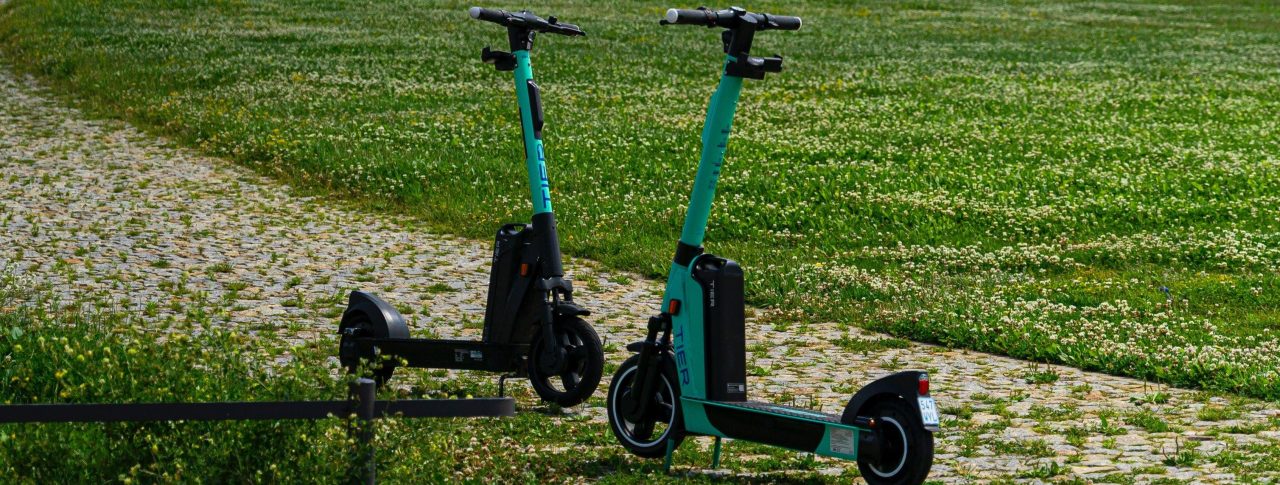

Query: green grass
left=2, top=0, right=1280, bottom=403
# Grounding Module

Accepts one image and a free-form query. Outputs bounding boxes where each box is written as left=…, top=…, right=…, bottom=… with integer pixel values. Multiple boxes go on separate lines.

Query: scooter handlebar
left=661, top=7, right=801, bottom=31
left=469, top=7, right=586, bottom=37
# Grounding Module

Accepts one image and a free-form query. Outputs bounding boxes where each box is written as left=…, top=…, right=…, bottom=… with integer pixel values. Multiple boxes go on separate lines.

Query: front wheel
left=606, top=354, right=684, bottom=458
left=528, top=316, right=604, bottom=407
left=856, top=397, right=934, bottom=485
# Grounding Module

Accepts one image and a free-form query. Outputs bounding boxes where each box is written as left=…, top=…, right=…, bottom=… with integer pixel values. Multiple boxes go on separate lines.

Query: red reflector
left=667, top=299, right=681, bottom=315
left=520, top=263, right=529, bottom=277
left=918, top=374, right=930, bottom=396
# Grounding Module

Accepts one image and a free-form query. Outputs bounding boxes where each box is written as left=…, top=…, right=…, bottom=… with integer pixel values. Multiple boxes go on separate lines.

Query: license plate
left=918, top=397, right=940, bottom=427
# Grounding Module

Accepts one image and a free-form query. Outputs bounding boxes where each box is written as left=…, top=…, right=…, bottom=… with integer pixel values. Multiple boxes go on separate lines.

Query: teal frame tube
left=513, top=50, right=553, bottom=215
left=678, top=66, right=743, bottom=247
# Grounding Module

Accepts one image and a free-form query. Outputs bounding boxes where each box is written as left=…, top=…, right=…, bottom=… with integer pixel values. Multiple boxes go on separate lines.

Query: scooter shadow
left=576, top=457, right=843, bottom=484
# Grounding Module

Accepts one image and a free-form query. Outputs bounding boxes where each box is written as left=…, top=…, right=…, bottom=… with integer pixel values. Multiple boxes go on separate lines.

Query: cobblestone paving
left=2, top=67, right=1278, bottom=483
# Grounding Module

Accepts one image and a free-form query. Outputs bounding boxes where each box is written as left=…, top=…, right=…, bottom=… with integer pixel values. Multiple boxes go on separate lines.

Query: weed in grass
left=991, top=438, right=1054, bottom=458
left=1096, top=413, right=1128, bottom=436
left=1197, top=406, right=1240, bottom=422
left=424, top=283, right=455, bottom=295
left=1064, top=426, right=1089, bottom=448
left=1162, top=438, right=1200, bottom=467
left=1018, top=461, right=1064, bottom=479
left=834, top=336, right=911, bottom=354
left=1125, top=410, right=1173, bottom=433
left=1023, top=364, right=1060, bottom=385
left=1132, top=391, right=1172, bottom=406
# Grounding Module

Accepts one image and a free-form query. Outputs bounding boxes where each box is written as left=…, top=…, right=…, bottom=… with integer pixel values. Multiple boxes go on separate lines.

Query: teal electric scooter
left=606, top=7, right=939, bottom=484
left=339, top=8, right=604, bottom=408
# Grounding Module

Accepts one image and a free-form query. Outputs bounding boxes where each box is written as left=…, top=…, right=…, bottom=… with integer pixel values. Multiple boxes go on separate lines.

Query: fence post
left=354, top=378, right=376, bottom=485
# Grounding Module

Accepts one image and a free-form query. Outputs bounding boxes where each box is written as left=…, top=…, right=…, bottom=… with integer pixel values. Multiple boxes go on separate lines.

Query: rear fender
left=339, top=291, right=409, bottom=339
left=841, top=370, right=929, bottom=426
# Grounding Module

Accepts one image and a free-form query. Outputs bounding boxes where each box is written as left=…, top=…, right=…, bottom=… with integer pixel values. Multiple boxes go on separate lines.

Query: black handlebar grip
left=469, top=6, right=509, bottom=25
left=663, top=8, right=712, bottom=26
left=759, top=13, right=802, bottom=31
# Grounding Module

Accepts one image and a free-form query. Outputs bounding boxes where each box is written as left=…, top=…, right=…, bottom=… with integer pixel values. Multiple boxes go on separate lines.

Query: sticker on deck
left=830, top=428, right=854, bottom=456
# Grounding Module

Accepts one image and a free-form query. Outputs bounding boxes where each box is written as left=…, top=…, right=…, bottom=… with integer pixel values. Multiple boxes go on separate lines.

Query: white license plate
left=918, top=397, right=940, bottom=427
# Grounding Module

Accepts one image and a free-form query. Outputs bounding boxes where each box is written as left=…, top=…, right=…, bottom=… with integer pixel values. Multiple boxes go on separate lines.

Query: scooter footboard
left=683, top=399, right=865, bottom=460
left=370, top=338, right=528, bottom=373
left=841, top=370, right=937, bottom=430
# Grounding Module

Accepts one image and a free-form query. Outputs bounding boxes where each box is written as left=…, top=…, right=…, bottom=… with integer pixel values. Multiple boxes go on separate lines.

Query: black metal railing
left=0, top=378, right=515, bottom=484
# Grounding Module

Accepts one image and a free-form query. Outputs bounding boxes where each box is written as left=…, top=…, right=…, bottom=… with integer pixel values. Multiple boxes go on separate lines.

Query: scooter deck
left=682, top=398, right=864, bottom=460
left=710, top=400, right=843, bottom=423
left=360, top=337, right=528, bottom=373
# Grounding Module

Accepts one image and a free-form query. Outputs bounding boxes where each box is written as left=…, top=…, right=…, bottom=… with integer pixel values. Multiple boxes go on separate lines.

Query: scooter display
left=338, top=7, right=604, bottom=408
left=605, top=7, right=939, bottom=484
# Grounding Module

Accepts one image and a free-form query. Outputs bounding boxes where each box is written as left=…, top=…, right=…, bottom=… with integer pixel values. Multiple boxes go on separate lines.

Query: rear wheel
left=606, top=354, right=684, bottom=458
left=856, top=396, right=934, bottom=485
left=528, top=316, right=603, bottom=407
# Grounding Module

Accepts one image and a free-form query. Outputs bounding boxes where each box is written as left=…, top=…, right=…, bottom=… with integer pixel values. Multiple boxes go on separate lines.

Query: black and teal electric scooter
left=606, top=7, right=939, bottom=483
left=338, top=7, right=604, bottom=408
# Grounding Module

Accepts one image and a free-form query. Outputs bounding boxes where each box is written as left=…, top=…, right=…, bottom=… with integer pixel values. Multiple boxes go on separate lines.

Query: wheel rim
left=610, top=365, right=676, bottom=448
left=338, top=313, right=394, bottom=383
left=532, top=326, right=590, bottom=395
left=870, top=416, right=909, bottom=478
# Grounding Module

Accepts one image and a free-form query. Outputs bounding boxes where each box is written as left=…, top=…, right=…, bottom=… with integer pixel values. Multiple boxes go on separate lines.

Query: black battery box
left=692, top=255, right=748, bottom=402
left=482, top=223, right=533, bottom=342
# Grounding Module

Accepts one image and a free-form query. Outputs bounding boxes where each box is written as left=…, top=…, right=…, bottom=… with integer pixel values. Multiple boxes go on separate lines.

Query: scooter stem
left=512, top=50, right=553, bottom=215
left=677, top=70, right=744, bottom=253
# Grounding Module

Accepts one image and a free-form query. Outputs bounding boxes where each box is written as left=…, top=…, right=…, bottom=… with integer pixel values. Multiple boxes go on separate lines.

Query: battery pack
left=482, top=223, right=533, bottom=342
left=693, top=255, right=748, bottom=402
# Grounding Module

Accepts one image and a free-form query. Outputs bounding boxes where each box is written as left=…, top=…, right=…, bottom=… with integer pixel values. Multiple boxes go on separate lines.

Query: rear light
left=918, top=373, right=930, bottom=396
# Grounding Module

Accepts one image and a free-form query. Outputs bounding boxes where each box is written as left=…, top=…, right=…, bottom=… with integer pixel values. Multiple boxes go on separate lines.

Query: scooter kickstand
left=711, top=436, right=722, bottom=469
left=663, top=438, right=676, bottom=473
left=498, top=373, right=517, bottom=398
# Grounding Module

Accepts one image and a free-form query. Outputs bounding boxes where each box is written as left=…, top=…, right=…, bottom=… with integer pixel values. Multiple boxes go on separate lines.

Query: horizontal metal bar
left=380, top=398, right=515, bottom=418
left=0, top=398, right=515, bottom=424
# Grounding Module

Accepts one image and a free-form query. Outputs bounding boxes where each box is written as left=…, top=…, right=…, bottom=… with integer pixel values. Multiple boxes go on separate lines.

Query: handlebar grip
left=663, top=8, right=713, bottom=26
left=469, top=6, right=509, bottom=25
left=759, top=13, right=802, bottom=31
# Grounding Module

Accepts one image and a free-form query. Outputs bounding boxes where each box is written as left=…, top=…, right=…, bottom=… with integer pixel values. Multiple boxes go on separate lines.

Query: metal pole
left=355, top=378, right=376, bottom=485
left=711, top=436, right=722, bottom=468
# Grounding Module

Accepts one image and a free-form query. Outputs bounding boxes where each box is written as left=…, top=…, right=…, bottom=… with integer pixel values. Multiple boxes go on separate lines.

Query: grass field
left=0, top=273, right=856, bottom=483
left=2, top=0, right=1279, bottom=404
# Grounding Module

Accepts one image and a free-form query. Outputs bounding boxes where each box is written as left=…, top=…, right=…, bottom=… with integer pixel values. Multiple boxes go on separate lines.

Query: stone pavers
left=2, top=66, right=1277, bottom=483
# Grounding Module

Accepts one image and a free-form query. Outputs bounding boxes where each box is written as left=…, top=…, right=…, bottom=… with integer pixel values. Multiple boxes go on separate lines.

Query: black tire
left=338, top=303, right=409, bottom=386
left=528, top=316, right=604, bottom=407
left=856, top=396, right=934, bottom=485
left=606, top=354, right=684, bottom=458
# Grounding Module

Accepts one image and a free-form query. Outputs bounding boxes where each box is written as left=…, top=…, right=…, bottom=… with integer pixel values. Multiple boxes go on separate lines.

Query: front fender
left=554, top=301, right=591, bottom=318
